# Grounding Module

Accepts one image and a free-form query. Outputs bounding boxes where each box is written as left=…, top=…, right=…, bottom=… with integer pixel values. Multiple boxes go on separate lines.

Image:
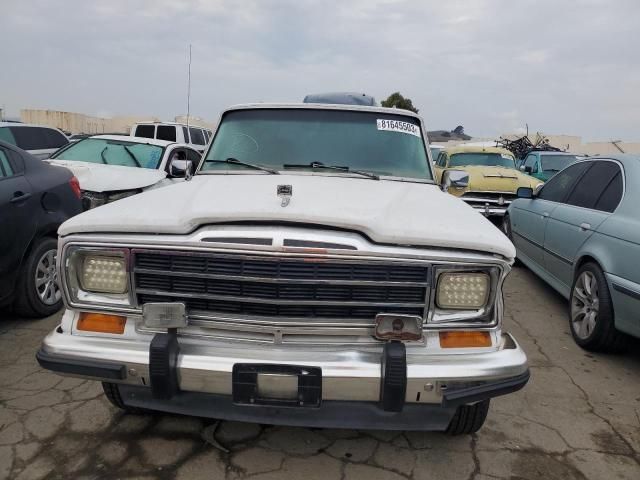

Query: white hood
left=46, top=160, right=166, bottom=192
left=59, top=173, right=516, bottom=259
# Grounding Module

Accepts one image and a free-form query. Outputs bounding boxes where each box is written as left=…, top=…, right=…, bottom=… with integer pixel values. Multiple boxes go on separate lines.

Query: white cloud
left=0, top=0, right=639, bottom=140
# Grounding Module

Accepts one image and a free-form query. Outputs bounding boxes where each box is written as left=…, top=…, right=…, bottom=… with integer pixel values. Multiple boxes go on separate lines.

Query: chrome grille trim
left=131, top=249, right=431, bottom=322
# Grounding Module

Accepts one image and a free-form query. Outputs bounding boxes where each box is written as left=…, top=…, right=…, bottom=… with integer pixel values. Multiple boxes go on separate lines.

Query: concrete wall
left=20, top=109, right=161, bottom=134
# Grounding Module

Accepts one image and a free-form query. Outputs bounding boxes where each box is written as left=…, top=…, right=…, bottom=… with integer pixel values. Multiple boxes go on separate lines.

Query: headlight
left=64, top=247, right=132, bottom=308
left=79, top=254, right=128, bottom=294
left=436, top=272, right=490, bottom=309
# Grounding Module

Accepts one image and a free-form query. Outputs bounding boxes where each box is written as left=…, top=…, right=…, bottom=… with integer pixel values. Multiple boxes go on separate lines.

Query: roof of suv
left=224, top=103, right=422, bottom=119
left=134, top=121, right=210, bottom=129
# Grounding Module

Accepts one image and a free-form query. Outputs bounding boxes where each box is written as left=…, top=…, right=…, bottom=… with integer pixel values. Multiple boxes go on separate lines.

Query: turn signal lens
left=77, top=312, right=126, bottom=334
left=439, top=331, right=491, bottom=348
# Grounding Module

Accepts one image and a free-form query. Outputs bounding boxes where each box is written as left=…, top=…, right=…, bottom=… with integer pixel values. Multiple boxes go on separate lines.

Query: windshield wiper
left=123, top=145, right=142, bottom=168
left=100, top=147, right=108, bottom=165
left=282, top=161, right=379, bottom=180
left=205, top=157, right=279, bottom=174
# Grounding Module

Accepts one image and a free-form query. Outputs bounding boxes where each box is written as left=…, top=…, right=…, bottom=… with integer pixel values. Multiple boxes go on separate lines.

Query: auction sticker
left=377, top=119, right=421, bottom=138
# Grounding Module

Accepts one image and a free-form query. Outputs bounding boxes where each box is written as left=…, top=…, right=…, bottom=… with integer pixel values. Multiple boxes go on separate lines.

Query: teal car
left=504, top=156, right=639, bottom=351
left=519, top=151, right=583, bottom=182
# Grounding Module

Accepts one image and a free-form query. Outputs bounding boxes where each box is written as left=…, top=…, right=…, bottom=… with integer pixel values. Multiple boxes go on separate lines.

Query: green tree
left=381, top=92, right=419, bottom=113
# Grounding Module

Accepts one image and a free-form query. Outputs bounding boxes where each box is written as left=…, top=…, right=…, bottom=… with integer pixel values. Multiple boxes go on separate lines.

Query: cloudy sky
left=1, top=0, right=639, bottom=140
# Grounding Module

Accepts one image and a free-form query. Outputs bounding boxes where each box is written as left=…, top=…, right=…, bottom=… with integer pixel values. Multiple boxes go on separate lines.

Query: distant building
left=20, top=109, right=161, bottom=134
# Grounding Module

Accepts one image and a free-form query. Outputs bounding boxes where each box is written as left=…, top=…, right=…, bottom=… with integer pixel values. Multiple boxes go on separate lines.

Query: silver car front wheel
left=571, top=271, right=599, bottom=339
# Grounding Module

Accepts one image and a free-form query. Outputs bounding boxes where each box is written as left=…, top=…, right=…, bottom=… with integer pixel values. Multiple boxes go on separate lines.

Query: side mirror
left=441, top=170, right=469, bottom=193
left=169, top=159, right=193, bottom=180
left=517, top=187, right=533, bottom=199
left=524, top=166, right=533, bottom=174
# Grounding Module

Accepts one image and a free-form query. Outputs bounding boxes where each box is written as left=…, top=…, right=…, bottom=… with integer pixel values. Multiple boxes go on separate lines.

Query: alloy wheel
left=34, top=249, right=61, bottom=306
left=571, top=271, right=600, bottom=339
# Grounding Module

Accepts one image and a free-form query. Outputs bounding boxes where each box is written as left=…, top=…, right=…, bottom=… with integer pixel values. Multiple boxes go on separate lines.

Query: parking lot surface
left=1, top=267, right=639, bottom=480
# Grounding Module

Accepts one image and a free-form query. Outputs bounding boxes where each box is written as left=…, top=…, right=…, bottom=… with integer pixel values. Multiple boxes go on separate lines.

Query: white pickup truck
left=38, top=103, right=529, bottom=434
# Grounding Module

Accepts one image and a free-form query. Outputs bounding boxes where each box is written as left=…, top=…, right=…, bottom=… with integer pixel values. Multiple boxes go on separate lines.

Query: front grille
left=461, top=191, right=517, bottom=206
left=133, top=250, right=430, bottom=321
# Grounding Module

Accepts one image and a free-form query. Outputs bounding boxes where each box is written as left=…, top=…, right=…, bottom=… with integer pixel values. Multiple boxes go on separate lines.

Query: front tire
left=102, top=382, right=147, bottom=414
left=569, top=262, right=628, bottom=352
left=13, top=237, right=63, bottom=318
left=446, top=399, right=490, bottom=435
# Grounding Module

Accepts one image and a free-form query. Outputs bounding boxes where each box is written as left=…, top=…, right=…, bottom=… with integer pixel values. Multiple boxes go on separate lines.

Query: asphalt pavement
left=1, top=266, right=639, bottom=479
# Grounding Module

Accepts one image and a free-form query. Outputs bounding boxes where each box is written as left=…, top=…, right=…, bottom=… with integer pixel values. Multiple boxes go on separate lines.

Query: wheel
left=102, top=382, right=147, bottom=414
left=502, top=214, right=521, bottom=266
left=446, top=399, right=490, bottom=435
left=570, top=262, right=628, bottom=352
left=13, top=237, right=63, bottom=318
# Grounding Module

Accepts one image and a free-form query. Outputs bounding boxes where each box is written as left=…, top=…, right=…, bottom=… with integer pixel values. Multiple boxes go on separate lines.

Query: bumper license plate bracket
left=232, top=364, right=322, bottom=407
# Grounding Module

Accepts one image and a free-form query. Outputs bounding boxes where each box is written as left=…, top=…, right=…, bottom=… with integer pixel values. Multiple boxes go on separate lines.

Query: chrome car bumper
left=38, top=325, right=529, bottom=430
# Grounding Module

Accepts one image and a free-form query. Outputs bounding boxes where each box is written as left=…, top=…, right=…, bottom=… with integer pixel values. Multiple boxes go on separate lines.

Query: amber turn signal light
left=439, top=331, right=491, bottom=348
left=77, top=312, right=126, bottom=334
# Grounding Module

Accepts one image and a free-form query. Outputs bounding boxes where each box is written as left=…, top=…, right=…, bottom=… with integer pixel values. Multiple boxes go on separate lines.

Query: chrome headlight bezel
left=62, top=245, right=134, bottom=310
left=429, top=265, right=503, bottom=326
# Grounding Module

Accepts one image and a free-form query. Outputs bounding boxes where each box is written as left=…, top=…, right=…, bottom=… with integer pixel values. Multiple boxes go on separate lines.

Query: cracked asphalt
left=1, top=266, right=639, bottom=480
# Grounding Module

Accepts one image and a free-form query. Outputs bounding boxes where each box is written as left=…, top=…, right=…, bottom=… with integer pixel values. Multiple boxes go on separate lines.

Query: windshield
left=52, top=138, right=164, bottom=169
left=201, top=109, right=432, bottom=180
left=449, top=152, right=516, bottom=169
left=541, top=154, right=580, bottom=172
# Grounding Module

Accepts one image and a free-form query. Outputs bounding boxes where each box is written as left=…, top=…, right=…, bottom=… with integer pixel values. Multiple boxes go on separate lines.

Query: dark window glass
left=156, top=125, right=177, bottom=142
left=566, top=161, right=620, bottom=209
left=595, top=170, right=623, bottom=213
left=189, top=127, right=205, bottom=145
left=0, top=149, right=14, bottom=177
left=182, top=126, right=189, bottom=143
left=135, top=125, right=155, bottom=138
left=538, top=162, right=590, bottom=203
left=437, top=153, right=447, bottom=167
left=10, top=126, right=47, bottom=150
left=0, top=127, right=17, bottom=146
left=524, top=154, right=538, bottom=172
left=43, top=128, right=69, bottom=148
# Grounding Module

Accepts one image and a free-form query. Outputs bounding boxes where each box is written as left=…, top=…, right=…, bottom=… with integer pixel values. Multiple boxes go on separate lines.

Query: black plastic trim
left=442, top=370, right=530, bottom=407
left=513, top=232, right=573, bottom=266
left=381, top=341, right=407, bottom=412
left=612, top=283, right=640, bottom=301
left=149, top=332, right=180, bottom=399
left=119, top=385, right=456, bottom=431
left=36, top=349, right=126, bottom=380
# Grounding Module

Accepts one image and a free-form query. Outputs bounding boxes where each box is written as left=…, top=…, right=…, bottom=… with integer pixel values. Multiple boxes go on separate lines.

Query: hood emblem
left=277, top=185, right=293, bottom=207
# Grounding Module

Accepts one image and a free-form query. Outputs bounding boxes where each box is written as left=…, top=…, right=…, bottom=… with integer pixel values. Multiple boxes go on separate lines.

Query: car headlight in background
left=436, top=272, right=490, bottom=310
left=64, top=247, right=132, bottom=307
left=79, top=254, right=128, bottom=294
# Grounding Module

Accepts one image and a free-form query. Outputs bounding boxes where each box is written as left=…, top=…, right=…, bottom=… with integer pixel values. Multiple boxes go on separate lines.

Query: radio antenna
left=186, top=44, right=192, bottom=130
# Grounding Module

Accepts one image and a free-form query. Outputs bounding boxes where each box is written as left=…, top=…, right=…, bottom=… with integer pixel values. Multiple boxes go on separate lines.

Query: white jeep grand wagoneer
left=38, top=103, right=529, bottom=434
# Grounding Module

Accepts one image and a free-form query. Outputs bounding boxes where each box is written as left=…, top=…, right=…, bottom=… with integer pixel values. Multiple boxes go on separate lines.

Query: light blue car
left=503, top=155, right=639, bottom=352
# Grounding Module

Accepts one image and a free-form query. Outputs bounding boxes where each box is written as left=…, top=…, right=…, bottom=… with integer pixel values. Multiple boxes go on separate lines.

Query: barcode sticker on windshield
left=377, top=119, right=421, bottom=138
left=501, top=154, right=512, bottom=159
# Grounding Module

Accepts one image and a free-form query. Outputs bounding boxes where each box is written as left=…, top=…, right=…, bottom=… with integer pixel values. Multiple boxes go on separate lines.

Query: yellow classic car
left=434, top=146, right=543, bottom=217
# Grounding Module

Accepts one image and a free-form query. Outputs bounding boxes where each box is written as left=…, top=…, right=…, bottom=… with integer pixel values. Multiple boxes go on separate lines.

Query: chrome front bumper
left=465, top=203, right=509, bottom=217
left=38, top=324, right=528, bottom=428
